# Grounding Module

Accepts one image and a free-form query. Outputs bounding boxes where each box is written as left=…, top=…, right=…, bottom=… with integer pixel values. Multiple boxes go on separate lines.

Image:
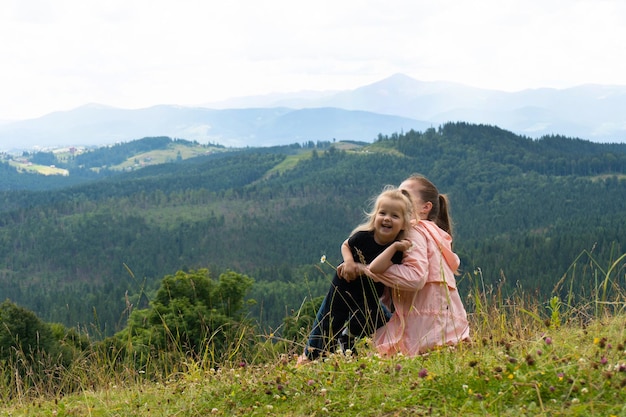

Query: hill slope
left=0, top=123, right=625, bottom=333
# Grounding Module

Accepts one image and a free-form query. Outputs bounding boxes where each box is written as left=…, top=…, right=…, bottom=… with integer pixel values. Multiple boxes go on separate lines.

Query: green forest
left=1, top=122, right=625, bottom=336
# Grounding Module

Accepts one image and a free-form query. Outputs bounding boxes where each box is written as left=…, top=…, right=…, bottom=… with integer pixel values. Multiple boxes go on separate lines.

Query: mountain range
left=2, top=73, right=626, bottom=151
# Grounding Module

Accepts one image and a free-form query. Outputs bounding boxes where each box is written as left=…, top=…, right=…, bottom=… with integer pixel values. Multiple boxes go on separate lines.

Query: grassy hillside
left=0, top=137, right=228, bottom=191
left=3, top=278, right=625, bottom=416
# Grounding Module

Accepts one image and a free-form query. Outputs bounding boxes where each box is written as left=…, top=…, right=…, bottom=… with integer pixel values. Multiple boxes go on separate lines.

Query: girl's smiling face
left=373, top=196, right=405, bottom=245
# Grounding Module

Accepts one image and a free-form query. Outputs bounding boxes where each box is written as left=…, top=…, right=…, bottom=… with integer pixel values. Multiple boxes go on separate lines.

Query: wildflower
left=601, top=356, right=608, bottom=365
left=418, top=368, right=428, bottom=378
left=211, top=408, right=219, bottom=414
left=544, top=337, right=552, bottom=345
left=557, top=372, right=564, bottom=381
left=307, top=379, right=315, bottom=386
left=581, top=387, right=588, bottom=394
left=319, top=255, right=336, bottom=270
left=395, top=364, right=403, bottom=372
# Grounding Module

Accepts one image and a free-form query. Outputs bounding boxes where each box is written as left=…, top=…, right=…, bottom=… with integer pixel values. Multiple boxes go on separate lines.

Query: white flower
left=320, top=255, right=327, bottom=263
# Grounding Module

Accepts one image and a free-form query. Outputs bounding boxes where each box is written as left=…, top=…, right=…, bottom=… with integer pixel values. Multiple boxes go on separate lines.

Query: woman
left=368, top=174, right=470, bottom=356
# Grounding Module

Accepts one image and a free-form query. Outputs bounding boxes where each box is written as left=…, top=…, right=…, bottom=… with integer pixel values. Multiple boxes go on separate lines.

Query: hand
left=337, top=261, right=362, bottom=282
left=395, top=239, right=414, bottom=252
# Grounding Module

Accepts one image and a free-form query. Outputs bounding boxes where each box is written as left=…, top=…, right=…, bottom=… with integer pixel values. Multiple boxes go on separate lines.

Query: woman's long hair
left=405, top=174, right=453, bottom=236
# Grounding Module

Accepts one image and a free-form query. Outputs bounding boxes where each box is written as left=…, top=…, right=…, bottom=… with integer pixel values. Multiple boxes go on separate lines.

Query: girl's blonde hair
left=351, top=185, right=413, bottom=238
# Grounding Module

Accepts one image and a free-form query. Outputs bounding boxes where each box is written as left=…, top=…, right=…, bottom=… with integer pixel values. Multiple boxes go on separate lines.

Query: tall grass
left=2, top=251, right=625, bottom=416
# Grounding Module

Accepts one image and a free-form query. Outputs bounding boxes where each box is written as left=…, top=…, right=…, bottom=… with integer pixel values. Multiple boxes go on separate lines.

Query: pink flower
left=418, top=368, right=428, bottom=378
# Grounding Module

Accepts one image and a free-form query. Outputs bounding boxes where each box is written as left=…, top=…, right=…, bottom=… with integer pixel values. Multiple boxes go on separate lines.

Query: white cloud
left=1, top=0, right=626, bottom=121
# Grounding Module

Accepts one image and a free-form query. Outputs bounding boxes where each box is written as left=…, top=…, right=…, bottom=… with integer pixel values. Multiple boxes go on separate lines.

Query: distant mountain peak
left=1, top=75, right=626, bottom=149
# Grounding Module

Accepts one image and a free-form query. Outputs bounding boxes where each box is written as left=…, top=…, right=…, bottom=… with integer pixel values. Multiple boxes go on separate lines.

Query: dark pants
left=303, top=274, right=390, bottom=359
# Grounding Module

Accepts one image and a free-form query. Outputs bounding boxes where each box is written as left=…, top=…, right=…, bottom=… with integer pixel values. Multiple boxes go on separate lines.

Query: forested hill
left=1, top=122, right=625, bottom=334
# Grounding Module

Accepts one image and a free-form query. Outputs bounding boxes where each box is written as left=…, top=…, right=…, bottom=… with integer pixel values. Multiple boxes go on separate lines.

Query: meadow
left=1, top=255, right=625, bottom=417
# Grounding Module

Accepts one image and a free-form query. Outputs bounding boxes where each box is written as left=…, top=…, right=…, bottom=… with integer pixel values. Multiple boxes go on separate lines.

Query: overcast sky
left=1, top=0, right=625, bottom=121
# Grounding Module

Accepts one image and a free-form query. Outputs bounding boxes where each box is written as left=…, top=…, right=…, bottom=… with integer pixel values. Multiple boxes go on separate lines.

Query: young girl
left=300, top=186, right=413, bottom=362
left=368, top=174, right=470, bottom=356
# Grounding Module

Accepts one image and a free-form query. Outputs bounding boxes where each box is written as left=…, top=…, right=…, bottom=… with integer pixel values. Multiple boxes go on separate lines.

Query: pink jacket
left=368, top=220, right=470, bottom=356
